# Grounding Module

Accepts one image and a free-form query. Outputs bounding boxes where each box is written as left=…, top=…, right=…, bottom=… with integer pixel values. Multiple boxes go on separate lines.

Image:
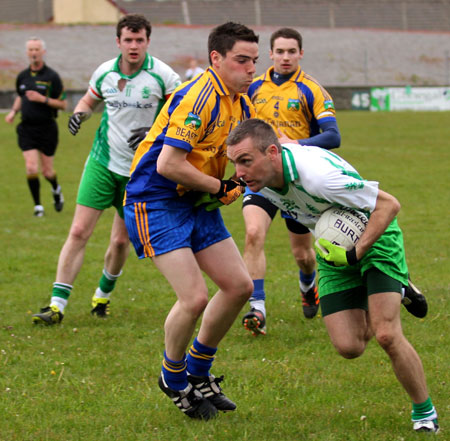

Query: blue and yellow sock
left=161, top=351, right=188, bottom=391
left=186, top=337, right=217, bottom=377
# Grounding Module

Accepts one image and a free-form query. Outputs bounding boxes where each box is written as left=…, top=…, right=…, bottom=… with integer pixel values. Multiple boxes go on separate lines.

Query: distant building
left=53, top=0, right=125, bottom=24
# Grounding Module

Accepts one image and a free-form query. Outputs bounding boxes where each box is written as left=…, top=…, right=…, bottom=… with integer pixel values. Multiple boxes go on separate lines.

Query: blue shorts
left=124, top=198, right=231, bottom=258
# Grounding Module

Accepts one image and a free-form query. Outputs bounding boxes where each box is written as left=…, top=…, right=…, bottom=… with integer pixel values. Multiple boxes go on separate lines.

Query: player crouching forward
left=124, top=22, right=258, bottom=420
left=226, top=119, right=439, bottom=433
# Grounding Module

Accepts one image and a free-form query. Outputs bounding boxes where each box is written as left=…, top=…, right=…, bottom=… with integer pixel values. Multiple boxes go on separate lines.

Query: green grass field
left=0, top=111, right=448, bottom=441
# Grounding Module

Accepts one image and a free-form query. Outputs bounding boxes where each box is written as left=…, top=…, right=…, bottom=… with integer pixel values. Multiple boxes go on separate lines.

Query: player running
left=227, top=119, right=438, bottom=433
left=32, top=14, right=181, bottom=325
left=241, top=28, right=341, bottom=335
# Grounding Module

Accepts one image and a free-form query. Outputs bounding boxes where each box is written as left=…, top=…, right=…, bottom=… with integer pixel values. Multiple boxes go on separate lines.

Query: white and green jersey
left=260, top=144, right=379, bottom=234
left=88, top=54, right=181, bottom=176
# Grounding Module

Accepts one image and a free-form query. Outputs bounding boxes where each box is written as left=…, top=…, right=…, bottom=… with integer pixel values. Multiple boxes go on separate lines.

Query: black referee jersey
left=16, top=63, right=66, bottom=124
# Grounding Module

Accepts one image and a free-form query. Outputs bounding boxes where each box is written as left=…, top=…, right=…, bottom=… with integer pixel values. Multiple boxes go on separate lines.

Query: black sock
left=45, top=174, right=59, bottom=191
left=27, top=174, right=41, bottom=205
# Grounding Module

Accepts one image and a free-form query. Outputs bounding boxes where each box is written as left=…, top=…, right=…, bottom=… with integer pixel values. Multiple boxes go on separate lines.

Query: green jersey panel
left=87, top=54, right=181, bottom=176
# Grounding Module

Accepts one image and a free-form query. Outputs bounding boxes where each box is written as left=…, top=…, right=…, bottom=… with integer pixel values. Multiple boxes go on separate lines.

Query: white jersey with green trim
left=259, top=144, right=379, bottom=234
left=88, top=54, right=181, bottom=176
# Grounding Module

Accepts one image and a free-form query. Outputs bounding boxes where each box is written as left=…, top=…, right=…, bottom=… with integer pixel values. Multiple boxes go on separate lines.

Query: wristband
left=345, top=247, right=359, bottom=265
left=45, top=97, right=49, bottom=105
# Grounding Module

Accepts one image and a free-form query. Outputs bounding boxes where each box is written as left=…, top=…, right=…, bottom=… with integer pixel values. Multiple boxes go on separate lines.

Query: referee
left=5, top=37, right=67, bottom=217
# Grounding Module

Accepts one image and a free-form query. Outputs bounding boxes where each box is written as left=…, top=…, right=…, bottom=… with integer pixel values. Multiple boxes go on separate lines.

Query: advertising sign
left=370, top=87, right=450, bottom=111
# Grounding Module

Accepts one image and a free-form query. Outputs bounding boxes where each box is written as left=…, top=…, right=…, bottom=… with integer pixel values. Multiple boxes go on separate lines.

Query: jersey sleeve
left=15, top=74, right=21, bottom=95
left=311, top=84, right=336, bottom=122
left=87, top=63, right=108, bottom=101
left=161, top=63, right=182, bottom=98
left=50, top=71, right=66, bottom=100
left=163, top=89, right=210, bottom=153
left=247, top=79, right=263, bottom=100
left=302, top=150, right=379, bottom=213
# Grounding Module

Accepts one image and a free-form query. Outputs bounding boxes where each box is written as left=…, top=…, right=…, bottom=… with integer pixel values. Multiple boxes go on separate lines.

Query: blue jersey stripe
left=209, top=69, right=227, bottom=95
left=200, top=95, right=221, bottom=142
left=193, top=80, right=213, bottom=115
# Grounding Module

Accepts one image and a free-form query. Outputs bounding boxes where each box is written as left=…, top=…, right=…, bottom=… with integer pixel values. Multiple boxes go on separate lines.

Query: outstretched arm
left=278, top=120, right=341, bottom=150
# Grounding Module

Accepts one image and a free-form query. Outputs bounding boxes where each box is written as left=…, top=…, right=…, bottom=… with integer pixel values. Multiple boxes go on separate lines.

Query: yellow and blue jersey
left=125, top=67, right=255, bottom=204
left=247, top=66, right=336, bottom=140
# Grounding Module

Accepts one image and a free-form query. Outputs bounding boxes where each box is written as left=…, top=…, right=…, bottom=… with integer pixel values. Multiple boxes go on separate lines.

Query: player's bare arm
left=25, top=90, right=67, bottom=111
left=5, top=96, right=22, bottom=123
left=354, top=189, right=400, bottom=260
left=157, top=144, right=221, bottom=194
left=73, top=91, right=99, bottom=115
left=68, top=92, right=99, bottom=135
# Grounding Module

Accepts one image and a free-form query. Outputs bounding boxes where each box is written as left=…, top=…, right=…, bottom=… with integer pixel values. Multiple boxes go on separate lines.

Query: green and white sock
left=50, top=282, right=72, bottom=312
left=412, top=397, right=437, bottom=421
left=95, top=268, right=122, bottom=298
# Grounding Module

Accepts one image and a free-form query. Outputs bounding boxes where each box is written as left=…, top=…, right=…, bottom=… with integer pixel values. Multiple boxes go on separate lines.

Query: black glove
left=213, top=179, right=244, bottom=199
left=212, top=179, right=246, bottom=206
left=127, top=126, right=150, bottom=151
left=68, top=112, right=90, bottom=136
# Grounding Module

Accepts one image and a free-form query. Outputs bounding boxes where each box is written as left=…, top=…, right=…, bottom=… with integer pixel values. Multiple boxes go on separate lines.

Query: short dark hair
left=227, top=119, right=281, bottom=153
left=117, top=14, right=152, bottom=39
left=208, top=22, right=259, bottom=64
left=270, top=27, right=302, bottom=51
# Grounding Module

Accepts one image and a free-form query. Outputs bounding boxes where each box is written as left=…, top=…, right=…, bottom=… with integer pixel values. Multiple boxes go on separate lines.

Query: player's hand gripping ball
left=314, top=207, right=368, bottom=266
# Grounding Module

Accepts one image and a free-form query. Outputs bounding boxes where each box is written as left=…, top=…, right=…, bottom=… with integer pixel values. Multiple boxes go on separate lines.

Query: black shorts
left=242, top=193, right=310, bottom=235
left=17, top=121, right=58, bottom=156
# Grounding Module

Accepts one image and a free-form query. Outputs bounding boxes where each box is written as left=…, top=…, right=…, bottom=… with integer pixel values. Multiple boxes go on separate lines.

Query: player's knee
left=237, top=277, right=254, bottom=302
left=222, top=275, right=253, bottom=304
left=334, top=341, right=365, bottom=359
left=68, top=223, right=92, bottom=243
left=294, top=251, right=315, bottom=269
left=292, top=247, right=315, bottom=270
left=41, top=169, right=54, bottom=179
left=26, top=165, right=39, bottom=175
left=375, top=328, right=397, bottom=353
left=110, top=234, right=129, bottom=252
left=183, top=292, right=209, bottom=317
left=245, top=224, right=266, bottom=251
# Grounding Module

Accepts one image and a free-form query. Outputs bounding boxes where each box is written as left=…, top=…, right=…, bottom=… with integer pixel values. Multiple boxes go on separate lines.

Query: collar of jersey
left=268, top=146, right=298, bottom=195
left=207, top=67, right=232, bottom=96
left=29, top=63, right=46, bottom=75
left=263, top=65, right=304, bottom=83
left=113, top=53, right=151, bottom=80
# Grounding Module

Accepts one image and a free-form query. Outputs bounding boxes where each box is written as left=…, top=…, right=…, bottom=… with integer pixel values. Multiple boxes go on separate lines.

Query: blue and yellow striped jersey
left=125, top=67, right=255, bottom=204
left=247, top=66, right=336, bottom=140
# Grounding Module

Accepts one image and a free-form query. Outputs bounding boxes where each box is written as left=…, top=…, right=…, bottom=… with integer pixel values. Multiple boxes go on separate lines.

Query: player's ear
left=267, top=144, right=278, bottom=158
left=210, top=50, right=222, bottom=68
